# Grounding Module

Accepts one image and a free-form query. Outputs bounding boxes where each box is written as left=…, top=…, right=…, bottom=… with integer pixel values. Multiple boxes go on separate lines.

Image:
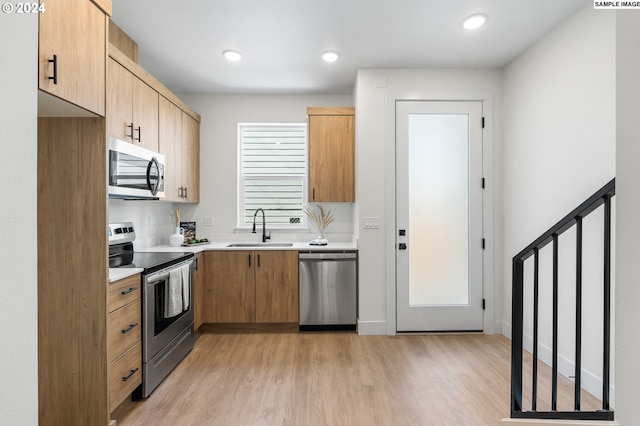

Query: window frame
left=237, top=122, right=308, bottom=230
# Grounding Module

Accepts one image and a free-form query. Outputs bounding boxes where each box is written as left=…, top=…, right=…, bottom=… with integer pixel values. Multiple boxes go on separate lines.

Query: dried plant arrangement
left=304, top=204, right=334, bottom=245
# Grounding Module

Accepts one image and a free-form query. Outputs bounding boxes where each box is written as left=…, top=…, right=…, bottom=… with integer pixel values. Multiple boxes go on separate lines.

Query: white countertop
left=109, top=240, right=357, bottom=281
left=108, top=267, right=143, bottom=283
left=138, top=240, right=358, bottom=254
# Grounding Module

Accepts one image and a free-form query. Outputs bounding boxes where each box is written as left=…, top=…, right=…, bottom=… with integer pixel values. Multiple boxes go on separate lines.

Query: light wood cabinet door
left=107, top=58, right=159, bottom=152
left=182, top=112, right=200, bottom=203
left=205, top=251, right=255, bottom=323
left=307, top=107, right=355, bottom=202
left=255, top=251, right=299, bottom=323
left=106, top=58, right=133, bottom=141
left=39, top=0, right=107, bottom=116
left=132, top=77, right=159, bottom=152
left=193, top=253, right=204, bottom=330
left=158, top=96, right=182, bottom=201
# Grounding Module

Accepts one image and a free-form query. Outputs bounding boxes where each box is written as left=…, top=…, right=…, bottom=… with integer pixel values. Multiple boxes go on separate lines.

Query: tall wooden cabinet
left=39, top=0, right=110, bottom=116
left=203, top=251, right=298, bottom=324
left=37, top=2, right=200, bottom=424
left=38, top=117, right=109, bottom=425
left=107, top=57, right=159, bottom=151
left=307, top=107, right=355, bottom=202
left=37, top=2, right=112, bottom=425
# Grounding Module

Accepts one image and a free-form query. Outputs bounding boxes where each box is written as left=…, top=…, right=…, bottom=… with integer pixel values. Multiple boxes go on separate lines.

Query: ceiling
left=111, top=0, right=589, bottom=95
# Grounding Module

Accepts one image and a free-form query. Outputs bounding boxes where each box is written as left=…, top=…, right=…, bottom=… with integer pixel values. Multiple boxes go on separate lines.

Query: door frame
left=384, top=91, right=496, bottom=335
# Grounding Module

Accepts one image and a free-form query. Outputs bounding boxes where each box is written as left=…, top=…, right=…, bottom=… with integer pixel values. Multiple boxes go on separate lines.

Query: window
left=238, top=123, right=307, bottom=227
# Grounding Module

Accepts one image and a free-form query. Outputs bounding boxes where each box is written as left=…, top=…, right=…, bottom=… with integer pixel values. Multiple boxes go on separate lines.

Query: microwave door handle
left=147, top=157, right=160, bottom=195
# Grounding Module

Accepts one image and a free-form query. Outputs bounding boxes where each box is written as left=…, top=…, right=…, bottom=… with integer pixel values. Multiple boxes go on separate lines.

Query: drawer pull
left=122, top=368, right=139, bottom=382
left=121, top=323, right=138, bottom=334
left=121, top=287, right=138, bottom=295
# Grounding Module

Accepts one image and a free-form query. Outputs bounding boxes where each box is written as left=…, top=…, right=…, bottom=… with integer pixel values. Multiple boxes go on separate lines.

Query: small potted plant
left=304, top=204, right=334, bottom=245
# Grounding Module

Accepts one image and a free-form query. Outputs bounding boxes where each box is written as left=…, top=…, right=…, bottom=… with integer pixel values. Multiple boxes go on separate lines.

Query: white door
left=396, top=101, right=484, bottom=332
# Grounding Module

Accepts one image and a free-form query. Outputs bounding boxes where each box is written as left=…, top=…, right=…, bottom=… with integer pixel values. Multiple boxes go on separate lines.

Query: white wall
left=354, top=69, right=503, bottom=335
left=110, top=94, right=355, bottom=247
left=614, top=10, right=640, bottom=425
left=169, top=94, right=354, bottom=243
left=502, top=5, right=615, bottom=400
left=0, top=12, right=38, bottom=425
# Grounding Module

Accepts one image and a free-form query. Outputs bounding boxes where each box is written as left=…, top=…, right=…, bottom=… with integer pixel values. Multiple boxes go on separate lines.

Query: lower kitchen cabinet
left=193, top=252, right=204, bottom=330
left=203, top=250, right=298, bottom=324
left=107, top=273, right=142, bottom=413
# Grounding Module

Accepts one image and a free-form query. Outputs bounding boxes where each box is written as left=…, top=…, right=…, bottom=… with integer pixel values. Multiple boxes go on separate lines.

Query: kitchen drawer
left=108, top=341, right=142, bottom=413
left=108, top=273, right=141, bottom=313
left=108, top=299, right=141, bottom=363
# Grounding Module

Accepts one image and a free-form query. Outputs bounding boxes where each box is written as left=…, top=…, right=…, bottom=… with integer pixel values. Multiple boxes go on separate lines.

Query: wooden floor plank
left=112, top=333, right=601, bottom=426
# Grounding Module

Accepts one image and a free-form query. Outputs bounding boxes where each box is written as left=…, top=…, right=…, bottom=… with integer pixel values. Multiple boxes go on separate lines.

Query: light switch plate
left=203, top=216, right=214, bottom=226
left=363, top=217, right=381, bottom=229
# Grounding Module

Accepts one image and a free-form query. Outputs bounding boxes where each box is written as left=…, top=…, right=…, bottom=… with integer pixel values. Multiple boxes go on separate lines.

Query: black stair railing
left=511, top=178, right=615, bottom=421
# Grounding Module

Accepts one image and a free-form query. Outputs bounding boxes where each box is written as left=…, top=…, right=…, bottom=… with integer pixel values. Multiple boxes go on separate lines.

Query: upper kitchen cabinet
left=307, top=107, right=355, bottom=202
left=39, top=0, right=111, bottom=116
left=107, top=58, right=159, bottom=152
left=181, top=112, right=200, bottom=203
left=159, top=96, right=200, bottom=203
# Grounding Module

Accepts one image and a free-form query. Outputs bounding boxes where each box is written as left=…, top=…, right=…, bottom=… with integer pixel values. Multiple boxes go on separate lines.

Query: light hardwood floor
left=113, top=332, right=600, bottom=426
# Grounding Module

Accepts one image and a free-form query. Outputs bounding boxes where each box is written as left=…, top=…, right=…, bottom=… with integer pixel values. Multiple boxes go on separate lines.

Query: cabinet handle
left=248, top=254, right=251, bottom=267
left=126, top=123, right=134, bottom=139
left=184, top=187, right=188, bottom=199
left=121, top=323, right=138, bottom=334
left=135, top=126, right=141, bottom=142
left=312, top=188, right=315, bottom=200
left=122, top=368, right=139, bottom=382
left=48, top=54, right=58, bottom=84
left=258, top=254, right=261, bottom=267
left=121, top=287, right=137, bottom=295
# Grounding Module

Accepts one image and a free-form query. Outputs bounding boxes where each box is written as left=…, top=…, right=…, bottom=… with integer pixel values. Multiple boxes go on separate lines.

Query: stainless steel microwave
left=108, top=137, right=165, bottom=199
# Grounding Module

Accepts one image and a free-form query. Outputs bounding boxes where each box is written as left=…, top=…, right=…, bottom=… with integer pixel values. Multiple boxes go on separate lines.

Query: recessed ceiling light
left=223, top=50, right=243, bottom=62
left=462, top=14, right=487, bottom=30
left=321, top=51, right=339, bottom=63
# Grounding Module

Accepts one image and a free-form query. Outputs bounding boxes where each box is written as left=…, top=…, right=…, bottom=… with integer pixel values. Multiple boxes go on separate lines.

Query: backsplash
left=109, top=199, right=355, bottom=249
left=108, top=199, right=180, bottom=249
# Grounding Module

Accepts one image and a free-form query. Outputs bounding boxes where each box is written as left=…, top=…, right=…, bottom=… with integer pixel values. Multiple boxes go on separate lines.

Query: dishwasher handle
left=299, top=252, right=357, bottom=261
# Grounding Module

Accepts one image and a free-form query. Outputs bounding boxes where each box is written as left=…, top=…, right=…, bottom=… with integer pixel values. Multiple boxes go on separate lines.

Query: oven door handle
left=146, top=260, right=194, bottom=285
left=147, top=271, right=170, bottom=285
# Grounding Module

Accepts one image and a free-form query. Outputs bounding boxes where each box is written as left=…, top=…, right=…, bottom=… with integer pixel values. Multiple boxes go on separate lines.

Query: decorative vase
left=169, top=227, right=184, bottom=247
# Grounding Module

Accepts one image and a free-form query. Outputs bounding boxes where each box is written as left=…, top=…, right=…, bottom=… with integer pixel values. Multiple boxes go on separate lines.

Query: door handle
left=398, top=243, right=407, bottom=250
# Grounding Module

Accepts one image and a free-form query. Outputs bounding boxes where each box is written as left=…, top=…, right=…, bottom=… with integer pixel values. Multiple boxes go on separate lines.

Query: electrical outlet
left=363, top=217, right=381, bottom=229
left=203, top=216, right=214, bottom=226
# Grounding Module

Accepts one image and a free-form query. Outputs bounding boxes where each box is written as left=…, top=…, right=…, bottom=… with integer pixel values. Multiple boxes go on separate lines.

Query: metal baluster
left=575, top=216, right=583, bottom=411
left=552, top=234, right=559, bottom=411
left=602, top=195, right=612, bottom=410
left=511, top=258, right=524, bottom=416
left=532, top=248, right=539, bottom=412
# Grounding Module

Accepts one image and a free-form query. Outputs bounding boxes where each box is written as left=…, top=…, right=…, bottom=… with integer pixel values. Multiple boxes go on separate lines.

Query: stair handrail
left=511, top=178, right=615, bottom=421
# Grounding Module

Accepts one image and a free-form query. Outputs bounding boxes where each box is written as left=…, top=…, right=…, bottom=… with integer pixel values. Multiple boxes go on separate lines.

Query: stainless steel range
left=108, top=222, right=196, bottom=398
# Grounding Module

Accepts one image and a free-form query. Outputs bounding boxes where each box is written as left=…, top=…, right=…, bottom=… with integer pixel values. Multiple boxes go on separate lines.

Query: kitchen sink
left=226, top=242, right=294, bottom=248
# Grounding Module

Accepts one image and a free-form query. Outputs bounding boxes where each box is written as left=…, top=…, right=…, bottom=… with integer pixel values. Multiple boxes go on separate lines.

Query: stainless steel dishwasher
left=299, top=251, right=357, bottom=331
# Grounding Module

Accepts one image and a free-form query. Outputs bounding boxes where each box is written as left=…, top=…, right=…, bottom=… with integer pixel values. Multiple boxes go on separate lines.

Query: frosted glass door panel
left=408, top=114, right=469, bottom=306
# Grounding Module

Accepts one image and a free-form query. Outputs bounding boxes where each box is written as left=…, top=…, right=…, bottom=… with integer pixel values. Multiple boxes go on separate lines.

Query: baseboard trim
left=357, top=320, right=387, bottom=335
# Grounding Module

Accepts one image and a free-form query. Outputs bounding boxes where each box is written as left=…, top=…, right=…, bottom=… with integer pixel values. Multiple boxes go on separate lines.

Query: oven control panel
left=108, top=222, right=136, bottom=245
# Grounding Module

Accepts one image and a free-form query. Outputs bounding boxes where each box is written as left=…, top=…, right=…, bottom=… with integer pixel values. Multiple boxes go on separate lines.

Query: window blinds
left=240, top=124, right=306, bottom=225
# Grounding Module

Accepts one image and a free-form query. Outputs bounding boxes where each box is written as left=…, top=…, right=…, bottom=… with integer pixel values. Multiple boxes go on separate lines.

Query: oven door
left=142, top=258, right=195, bottom=362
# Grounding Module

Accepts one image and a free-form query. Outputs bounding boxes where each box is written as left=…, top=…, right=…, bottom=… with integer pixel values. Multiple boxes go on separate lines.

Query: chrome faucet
left=252, top=208, right=271, bottom=243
